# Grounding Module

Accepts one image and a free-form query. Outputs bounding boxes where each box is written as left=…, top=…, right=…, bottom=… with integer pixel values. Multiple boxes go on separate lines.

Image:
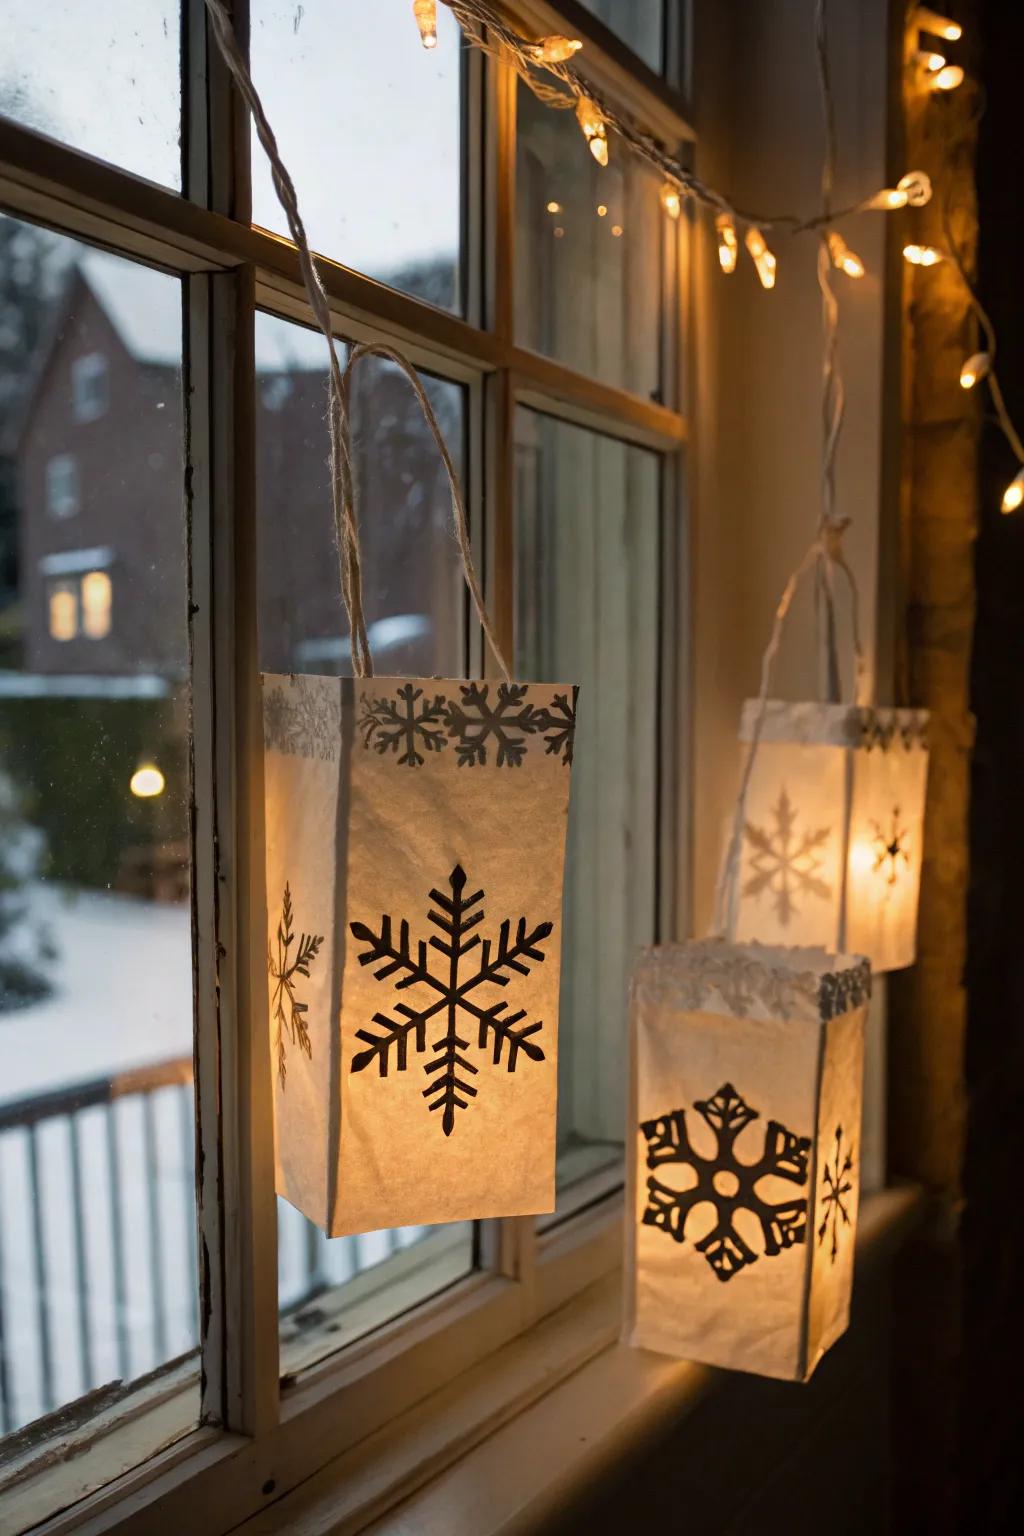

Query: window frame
left=0, top=1, right=694, bottom=1527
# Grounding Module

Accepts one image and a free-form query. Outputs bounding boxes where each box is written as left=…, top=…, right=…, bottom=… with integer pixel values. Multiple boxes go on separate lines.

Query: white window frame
left=0, top=2, right=693, bottom=1529
left=71, top=351, right=109, bottom=422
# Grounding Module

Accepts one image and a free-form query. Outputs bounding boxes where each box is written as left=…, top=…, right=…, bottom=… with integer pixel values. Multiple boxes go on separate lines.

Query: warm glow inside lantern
left=625, top=939, right=868, bottom=1382
left=725, top=701, right=929, bottom=973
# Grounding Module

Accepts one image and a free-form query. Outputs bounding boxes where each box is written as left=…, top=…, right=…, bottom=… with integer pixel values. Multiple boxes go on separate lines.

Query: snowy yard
left=0, top=885, right=436, bottom=1435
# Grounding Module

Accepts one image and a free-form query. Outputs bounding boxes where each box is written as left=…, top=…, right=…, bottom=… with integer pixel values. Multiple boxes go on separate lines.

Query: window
left=0, top=6, right=688, bottom=1529
left=579, top=1, right=667, bottom=74
left=71, top=352, right=109, bottom=422
left=45, top=454, right=78, bottom=518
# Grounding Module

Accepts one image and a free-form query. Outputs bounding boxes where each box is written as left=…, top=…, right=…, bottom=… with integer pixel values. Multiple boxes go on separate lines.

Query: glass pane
left=578, top=0, right=665, bottom=74
left=514, top=410, right=661, bottom=1197
left=251, top=1, right=463, bottom=313
left=2, top=2, right=181, bottom=191
left=516, top=83, right=663, bottom=398
left=0, top=219, right=195, bottom=1441
left=255, top=310, right=474, bottom=1358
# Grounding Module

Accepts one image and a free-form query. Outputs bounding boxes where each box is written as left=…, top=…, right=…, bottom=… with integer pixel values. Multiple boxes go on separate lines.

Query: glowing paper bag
left=726, top=701, right=929, bottom=973
left=263, top=672, right=576, bottom=1235
left=625, top=939, right=868, bottom=1382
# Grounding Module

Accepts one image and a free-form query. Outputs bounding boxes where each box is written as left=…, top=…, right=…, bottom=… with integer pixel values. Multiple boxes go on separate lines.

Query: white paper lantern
left=263, top=671, right=576, bottom=1236
left=624, top=939, right=868, bottom=1382
left=725, top=700, right=929, bottom=973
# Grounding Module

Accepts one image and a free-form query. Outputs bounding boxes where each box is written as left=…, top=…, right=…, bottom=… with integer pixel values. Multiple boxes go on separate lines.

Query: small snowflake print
left=743, top=787, right=832, bottom=925
left=817, top=1125, right=855, bottom=1262
left=349, top=863, right=551, bottom=1136
left=268, top=884, right=324, bottom=1088
left=641, top=1082, right=811, bottom=1281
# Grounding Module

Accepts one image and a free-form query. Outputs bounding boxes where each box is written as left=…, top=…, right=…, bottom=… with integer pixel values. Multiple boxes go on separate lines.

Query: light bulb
left=576, top=95, right=608, bottom=165
left=715, top=213, right=738, bottom=274
left=959, top=351, right=991, bottom=389
left=914, top=7, right=962, bottom=41
left=931, top=64, right=964, bottom=90
left=744, top=226, right=776, bottom=289
left=827, top=231, right=865, bottom=279
left=130, top=764, right=165, bottom=798
left=898, top=170, right=933, bottom=206
left=903, top=243, right=944, bottom=266
left=526, top=35, right=583, bottom=64
left=1002, top=469, right=1024, bottom=513
left=546, top=200, right=561, bottom=213
left=412, top=0, right=437, bottom=50
left=917, top=50, right=947, bottom=71
left=611, top=224, right=623, bottom=237
left=660, top=183, right=682, bottom=219
left=596, top=203, right=608, bottom=216
left=867, top=187, right=909, bottom=210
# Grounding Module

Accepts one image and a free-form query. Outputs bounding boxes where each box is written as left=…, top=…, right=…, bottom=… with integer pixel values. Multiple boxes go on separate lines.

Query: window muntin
left=514, top=410, right=662, bottom=1194
left=250, top=2, right=465, bottom=313
left=515, top=83, right=664, bottom=400
left=1, top=1, right=181, bottom=191
left=0, top=224, right=195, bottom=1440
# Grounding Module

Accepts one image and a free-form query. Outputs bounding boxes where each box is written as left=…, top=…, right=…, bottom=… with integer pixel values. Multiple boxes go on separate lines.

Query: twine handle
left=711, top=526, right=865, bottom=938
left=202, top=0, right=510, bottom=683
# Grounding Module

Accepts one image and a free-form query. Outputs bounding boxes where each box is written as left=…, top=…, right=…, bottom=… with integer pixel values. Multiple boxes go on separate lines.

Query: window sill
left=235, top=1184, right=924, bottom=1536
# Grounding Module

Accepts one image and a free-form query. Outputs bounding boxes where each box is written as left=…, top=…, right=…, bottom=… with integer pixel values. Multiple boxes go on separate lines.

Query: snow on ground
left=0, top=885, right=437, bottom=1435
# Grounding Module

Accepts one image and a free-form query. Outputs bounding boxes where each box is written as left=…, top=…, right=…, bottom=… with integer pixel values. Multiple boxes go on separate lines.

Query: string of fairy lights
left=408, top=1, right=1023, bottom=517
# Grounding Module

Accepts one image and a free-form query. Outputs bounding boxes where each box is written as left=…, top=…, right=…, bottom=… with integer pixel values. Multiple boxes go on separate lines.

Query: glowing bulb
left=744, top=226, right=776, bottom=289
left=959, top=351, right=990, bottom=389
left=575, top=96, right=608, bottom=165
left=553, top=226, right=565, bottom=239
left=1002, top=469, right=1024, bottom=513
left=827, top=231, right=865, bottom=279
left=917, top=50, right=946, bottom=71
left=546, top=201, right=561, bottom=213
left=931, top=64, right=964, bottom=90
left=526, top=35, right=583, bottom=64
left=660, top=183, right=682, bottom=220
left=897, top=170, right=933, bottom=206
left=611, top=224, right=623, bottom=237
left=715, top=213, right=738, bottom=274
left=412, top=0, right=437, bottom=50
left=596, top=203, right=608, bottom=216
left=867, top=187, right=909, bottom=210
left=903, top=243, right=944, bottom=266
left=130, top=764, right=165, bottom=799
left=914, top=7, right=962, bottom=41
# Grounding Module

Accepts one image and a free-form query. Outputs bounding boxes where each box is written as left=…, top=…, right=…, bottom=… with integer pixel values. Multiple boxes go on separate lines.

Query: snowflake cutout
left=359, top=683, right=448, bottom=767
left=349, top=863, right=550, bottom=1135
left=743, top=786, right=832, bottom=925
left=870, top=805, right=910, bottom=886
left=817, top=1125, right=855, bottom=1262
left=268, top=884, right=324, bottom=1088
left=445, top=683, right=547, bottom=767
left=538, top=690, right=577, bottom=765
left=641, top=1082, right=811, bottom=1282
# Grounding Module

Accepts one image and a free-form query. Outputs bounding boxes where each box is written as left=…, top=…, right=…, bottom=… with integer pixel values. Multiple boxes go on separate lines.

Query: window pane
left=251, top=1, right=463, bottom=313
left=0, top=219, right=195, bottom=1442
left=2, top=2, right=181, bottom=190
left=578, top=0, right=665, bottom=74
left=255, top=309, right=474, bottom=1358
left=516, top=83, right=663, bottom=398
left=514, top=410, right=661, bottom=1194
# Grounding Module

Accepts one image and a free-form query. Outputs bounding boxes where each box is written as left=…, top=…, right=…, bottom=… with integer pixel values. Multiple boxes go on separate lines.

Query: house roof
left=78, top=252, right=331, bottom=373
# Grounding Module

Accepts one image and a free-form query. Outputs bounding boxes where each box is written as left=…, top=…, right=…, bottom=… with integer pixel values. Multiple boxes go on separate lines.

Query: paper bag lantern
left=726, top=701, right=929, bottom=973
left=625, top=939, right=868, bottom=1382
left=263, top=672, right=576, bottom=1235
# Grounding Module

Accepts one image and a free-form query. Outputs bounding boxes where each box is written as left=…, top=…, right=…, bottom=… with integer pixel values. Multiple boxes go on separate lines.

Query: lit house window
left=71, top=351, right=109, bottom=421
left=45, top=453, right=79, bottom=517
left=48, top=582, right=78, bottom=641
left=81, top=568, right=112, bottom=638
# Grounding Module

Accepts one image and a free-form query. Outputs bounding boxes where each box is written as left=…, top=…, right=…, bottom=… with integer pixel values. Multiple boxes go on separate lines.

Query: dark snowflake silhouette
left=445, top=682, right=548, bottom=767
left=743, top=786, right=832, bottom=924
left=817, top=1125, right=855, bottom=1262
left=359, top=683, right=448, bottom=767
left=641, top=1082, right=811, bottom=1282
left=349, top=863, right=550, bottom=1135
left=870, top=805, right=910, bottom=886
left=268, top=884, right=324, bottom=1088
left=538, top=690, right=577, bottom=765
